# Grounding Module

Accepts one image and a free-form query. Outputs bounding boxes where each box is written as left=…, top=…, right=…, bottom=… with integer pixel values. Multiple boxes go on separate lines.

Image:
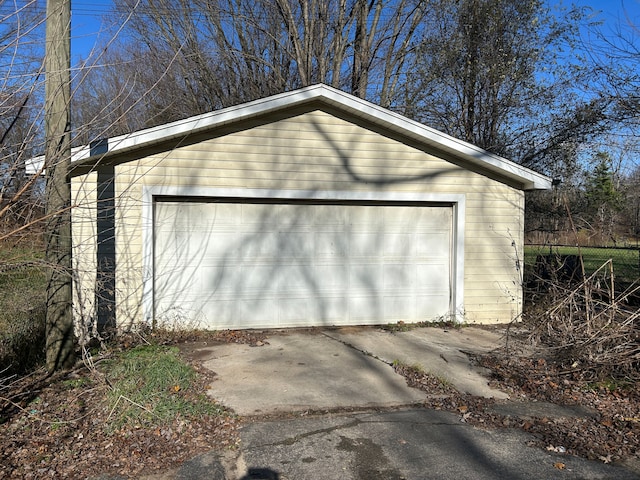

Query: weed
left=432, top=318, right=462, bottom=330
left=392, top=359, right=457, bottom=394
left=382, top=321, right=428, bottom=332
left=382, top=319, right=461, bottom=333
left=0, top=301, right=46, bottom=374
left=103, top=344, right=226, bottom=432
left=434, top=374, right=453, bottom=388
left=49, top=422, right=62, bottom=432
left=392, top=359, right=425, bottom=374
left=62, top=378, right=89, bottom=390
left=586, top=378, right=634, bottom=393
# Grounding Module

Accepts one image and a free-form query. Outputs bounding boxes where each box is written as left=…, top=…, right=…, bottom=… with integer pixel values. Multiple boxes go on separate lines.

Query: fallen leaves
left=0, top=342, right=241, bottom=479
left=478, top=353, right=640, bottom=463
left=396, top=348, right=640, bottom=465
left=546, top=445, right=567, bottom=453
left=601, top=419, right=614, bottom=427
left=599, top=454, right=613, bottom=464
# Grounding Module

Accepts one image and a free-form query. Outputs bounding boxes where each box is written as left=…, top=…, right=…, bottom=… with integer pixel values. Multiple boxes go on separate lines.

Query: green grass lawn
left=525, top=245, right=640, bottom=284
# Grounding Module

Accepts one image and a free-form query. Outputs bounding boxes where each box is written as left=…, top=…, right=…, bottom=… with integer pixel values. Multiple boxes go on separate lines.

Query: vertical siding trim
left=140, top=186, right=466, bottom=325
left=96, top=166, right=116, bottom=333
left=453, top=198, right=465, bottom=322
left=142, top=186, right=154, bottom=325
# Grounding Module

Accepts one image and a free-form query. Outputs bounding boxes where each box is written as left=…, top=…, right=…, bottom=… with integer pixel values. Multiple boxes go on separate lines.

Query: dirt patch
left=477, top=352, right=640, bottom=464
left=0, top=365, right=239, bottom=479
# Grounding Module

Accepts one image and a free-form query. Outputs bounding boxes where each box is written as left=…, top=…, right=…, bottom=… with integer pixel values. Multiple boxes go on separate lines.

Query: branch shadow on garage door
left=152, top=196, right=455, bottom=330
left=149, top=112, right=471, bottom=330
left=155, top=199, right=364, bottom=329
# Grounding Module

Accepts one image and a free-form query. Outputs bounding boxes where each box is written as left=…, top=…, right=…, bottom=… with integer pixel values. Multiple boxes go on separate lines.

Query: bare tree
left=588, top=5, right=640, bottom=123
left=621, top=161, right=640, bottom=239
left=74, top=0, right=426, bottom=134
left=524, top=4, right=640, bottom=243
left=0, top=0, right=45, bottom=227
left=403, top=0, right=615, bottom=176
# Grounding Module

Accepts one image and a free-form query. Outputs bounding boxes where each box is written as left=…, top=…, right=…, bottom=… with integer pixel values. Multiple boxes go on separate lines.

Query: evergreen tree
left=584, top=151, right=622, bottom=243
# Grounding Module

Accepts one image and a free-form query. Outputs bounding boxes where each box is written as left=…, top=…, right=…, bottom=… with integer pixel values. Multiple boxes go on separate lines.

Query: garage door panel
left=383, top=264, right=414, bottom=290
left=383, top=233, right=414, bottom=256
left=313, top=264, right=349, bottom=291
left=416, top=232, right=450, bottom=256
left=235, top=234, right=278, bottom=259
left=348, top=206, right=382, bottom=229
left=383, top=208, right=418, bottom=227
left=312, top=206, right=347, bottom=226
left=209, top=203, right=242, bottom=225
left=205, top=232, right=241, bottom=259
left=278, top=297, right=310, bottom=322
left=317, top=295, right=347, bottom=322
left=348, top=295, right=382, bottom=321
left=416, top=263, right=450, bottom=289
left=240, top=204, right=271, bottom=226
left=348, top=263, right=384, bottom=292
left=236, top=232, right=314, bottom=259
left=415, top=208, right=452, bottom=229
left=416, top=294, right=451, bottom=318
left=277, top=232, right=313, bottom=257
left=383, top=296, right=414, bottom=319
left=351, top=233, right=383, bottom=257
left=154, top=201, right=452, bottom=329
left=239, top=264, right=278, bottom=293
left=315, top=232, right=348, bottom=257
left=273, top=264, right=318, bottom=294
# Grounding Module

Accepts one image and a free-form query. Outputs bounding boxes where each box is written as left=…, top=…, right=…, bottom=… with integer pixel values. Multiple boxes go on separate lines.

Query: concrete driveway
left=146, top=327, right=639, bottom=480
left=136, top=326, right=640, bottom=480
left=199, top=326, right=508, bottom=416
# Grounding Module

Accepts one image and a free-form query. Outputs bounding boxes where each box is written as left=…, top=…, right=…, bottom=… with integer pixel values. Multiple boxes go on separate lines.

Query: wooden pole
left=44, top=0, right=74, bottom=372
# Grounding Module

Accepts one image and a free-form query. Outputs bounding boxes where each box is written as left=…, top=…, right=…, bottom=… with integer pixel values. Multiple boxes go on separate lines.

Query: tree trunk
left=44, top=0, right=74, bottom=372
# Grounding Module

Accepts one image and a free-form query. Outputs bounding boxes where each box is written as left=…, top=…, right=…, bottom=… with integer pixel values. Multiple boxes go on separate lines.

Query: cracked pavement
left=171, top=409, right=639, bottom=479
left=141, top=328, right=640, bottom=479
left=199, top=328, right=507, bottom=417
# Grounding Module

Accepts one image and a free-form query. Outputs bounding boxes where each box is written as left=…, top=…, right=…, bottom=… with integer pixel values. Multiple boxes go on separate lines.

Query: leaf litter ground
left=1, top=327, right=639, bottom=478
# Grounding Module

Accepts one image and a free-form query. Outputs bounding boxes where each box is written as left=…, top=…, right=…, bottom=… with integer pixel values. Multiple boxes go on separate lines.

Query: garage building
left=67, top=84, right=551, bottom=332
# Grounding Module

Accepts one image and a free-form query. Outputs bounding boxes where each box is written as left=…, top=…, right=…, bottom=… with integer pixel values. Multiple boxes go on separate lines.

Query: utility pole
left=44, top=0, right=74, bottom=372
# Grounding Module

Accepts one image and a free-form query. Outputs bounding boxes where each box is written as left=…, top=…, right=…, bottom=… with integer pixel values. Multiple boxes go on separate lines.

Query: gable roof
left=30, top=84, right=551, bottom=190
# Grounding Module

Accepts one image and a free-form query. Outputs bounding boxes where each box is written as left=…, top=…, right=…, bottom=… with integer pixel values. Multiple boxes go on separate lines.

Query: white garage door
left=153, top=200, right=452, bottom=329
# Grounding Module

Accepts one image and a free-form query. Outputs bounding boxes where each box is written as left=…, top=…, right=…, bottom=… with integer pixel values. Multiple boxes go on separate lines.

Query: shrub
left=0, top=301, right=46, bottom=375
left=0, top=254, right=47, bottom=375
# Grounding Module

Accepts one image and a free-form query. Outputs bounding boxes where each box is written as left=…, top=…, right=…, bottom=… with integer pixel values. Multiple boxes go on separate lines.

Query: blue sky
left=71, top=0, right=114, bottom=60
left=574, top=0, right=640, bottom=22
